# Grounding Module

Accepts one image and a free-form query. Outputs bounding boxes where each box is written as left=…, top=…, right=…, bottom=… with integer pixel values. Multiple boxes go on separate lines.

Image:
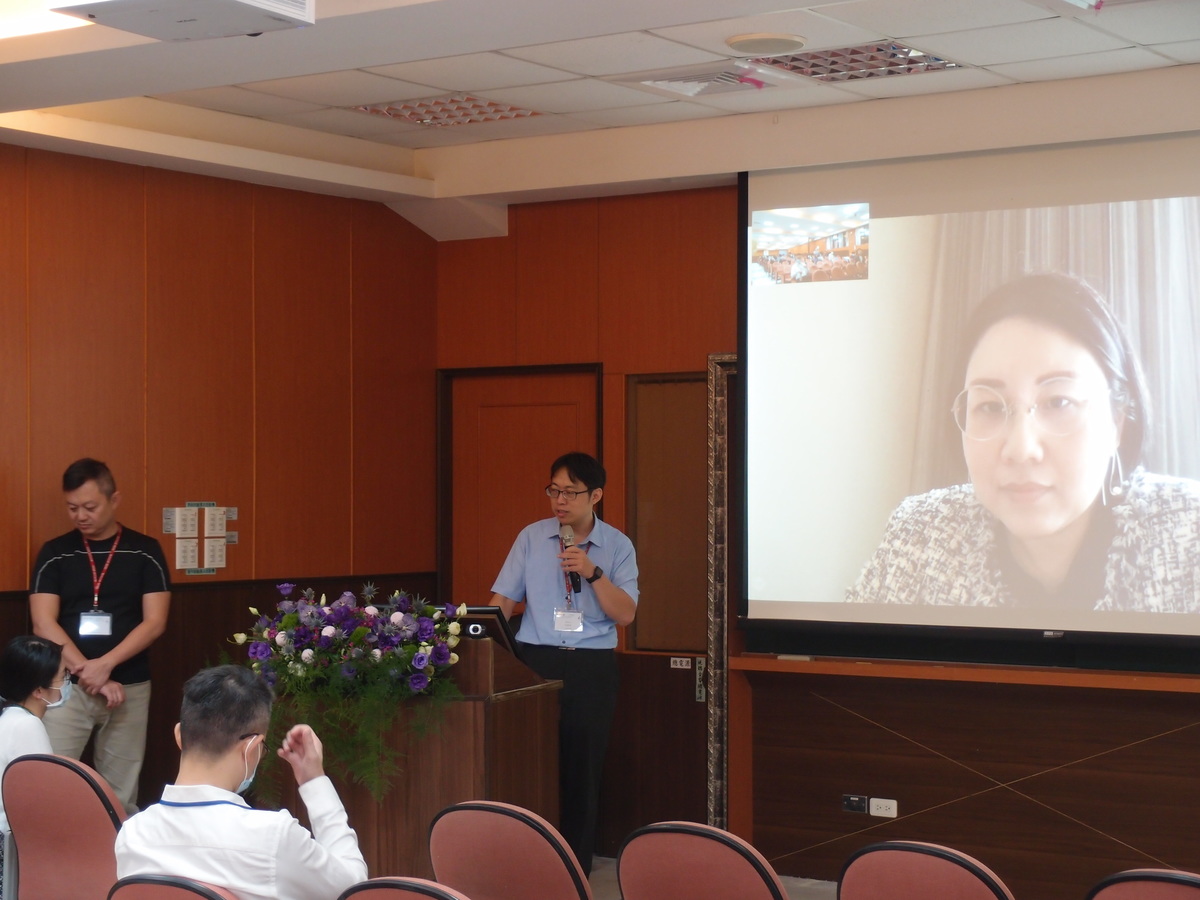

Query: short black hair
left=62, top=458, right=117, bottom=497
left=179, top=665, right=273, bottom=758
left=0, top=636, right=62, bottom=706
left=963, top=273, right=1149, bottom=472
left=550, top=452, right=606, bottom=492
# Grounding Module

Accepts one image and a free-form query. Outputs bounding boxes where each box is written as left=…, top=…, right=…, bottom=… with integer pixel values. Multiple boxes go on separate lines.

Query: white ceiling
left=1, top=0, right=1199, bottom=234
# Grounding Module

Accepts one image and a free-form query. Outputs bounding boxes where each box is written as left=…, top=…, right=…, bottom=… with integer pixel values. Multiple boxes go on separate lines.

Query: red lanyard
left=83, top=525, right=122, bottom=609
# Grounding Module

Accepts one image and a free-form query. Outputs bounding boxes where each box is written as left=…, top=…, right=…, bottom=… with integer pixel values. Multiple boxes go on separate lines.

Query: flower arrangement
left=233, top=582, right=467, bottom=800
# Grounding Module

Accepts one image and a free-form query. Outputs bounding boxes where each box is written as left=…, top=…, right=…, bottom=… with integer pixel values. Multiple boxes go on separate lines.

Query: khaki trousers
left=42, top=680, right=150, bottom=815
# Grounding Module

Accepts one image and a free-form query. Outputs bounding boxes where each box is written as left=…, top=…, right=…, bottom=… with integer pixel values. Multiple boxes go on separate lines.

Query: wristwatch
left=586, top=566, right=603, bottom=584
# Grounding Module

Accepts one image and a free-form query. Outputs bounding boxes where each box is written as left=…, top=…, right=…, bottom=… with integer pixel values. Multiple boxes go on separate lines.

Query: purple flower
left=248, top=641, right=271, bottom=660
left=417, top=617, right=436, bottom=642
left=412, top=651, right=430, bottom=670
left=331, top=591, right=356, bottom=609
left=317, top=634, right=334, bottom=650
left=394, top=593, right=413, bottom=614
left=431, top=642, right=451, bottom=666
left=340, top=663, right=357, bottom=679
left=396, top=614, right=417, bottom=640
left=443, top=602, right=458, bottom=619
left=277, top=583, right=296, bottom=597
left=409, top=673, right=430, bottom=693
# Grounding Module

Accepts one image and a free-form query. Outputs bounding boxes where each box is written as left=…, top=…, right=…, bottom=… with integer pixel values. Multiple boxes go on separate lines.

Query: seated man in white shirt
left=115, top=665, right=367, bottom=900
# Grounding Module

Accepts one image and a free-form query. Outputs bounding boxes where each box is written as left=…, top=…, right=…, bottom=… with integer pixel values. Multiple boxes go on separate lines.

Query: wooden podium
left=295, top=637, right=561, bottom=878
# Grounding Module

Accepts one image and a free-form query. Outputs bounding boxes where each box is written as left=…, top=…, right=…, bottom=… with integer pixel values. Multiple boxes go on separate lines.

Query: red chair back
left=617, top=820, right=788, bottom=900
left=108, top=874, right=241, bottom=900
left=838, top=840, right=1014, bottom=900
left=4, top=753, right=126, bottom=900
left=1087, top=868, right=1200, bottom=899
left=429, top=800, right=590, bottom=900
left=338, top=877, right=474, bottom=900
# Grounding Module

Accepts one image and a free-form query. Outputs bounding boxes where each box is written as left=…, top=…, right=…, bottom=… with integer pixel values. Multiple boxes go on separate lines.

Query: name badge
left=553, top=608, right=584, bottom=633
left=79, top=611, right=113, bottom=637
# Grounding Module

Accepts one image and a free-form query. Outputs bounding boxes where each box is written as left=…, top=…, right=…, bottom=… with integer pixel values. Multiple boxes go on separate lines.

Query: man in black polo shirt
left=29, top=458, right=171, bottom=813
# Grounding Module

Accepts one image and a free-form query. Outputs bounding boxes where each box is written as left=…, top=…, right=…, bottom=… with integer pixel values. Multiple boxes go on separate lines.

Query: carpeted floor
left=588, top=856, right=837, bottom=899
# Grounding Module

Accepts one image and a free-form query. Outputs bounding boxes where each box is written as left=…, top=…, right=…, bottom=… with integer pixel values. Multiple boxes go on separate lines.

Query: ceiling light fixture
left=726, top=33, right=806, bottom=57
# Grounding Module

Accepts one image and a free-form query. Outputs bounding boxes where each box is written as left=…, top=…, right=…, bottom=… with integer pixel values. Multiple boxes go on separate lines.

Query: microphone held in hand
left=559, top=524, right=582, bottom=593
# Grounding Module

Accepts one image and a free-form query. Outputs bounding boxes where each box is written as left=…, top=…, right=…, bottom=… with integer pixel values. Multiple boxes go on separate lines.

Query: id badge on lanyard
left=554, top=536, right=584, bottom=632
left=80, top=527, right=120, bottom=638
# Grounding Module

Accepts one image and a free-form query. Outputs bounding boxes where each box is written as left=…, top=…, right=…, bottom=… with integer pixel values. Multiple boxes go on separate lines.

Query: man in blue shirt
left=490, top=452, right=638, bottom=875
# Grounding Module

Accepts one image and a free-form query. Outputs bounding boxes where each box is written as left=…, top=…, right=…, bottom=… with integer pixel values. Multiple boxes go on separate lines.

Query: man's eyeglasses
left=951, top=378, right=1115, bottom=442
left=545, top=486, right=589, bottom=501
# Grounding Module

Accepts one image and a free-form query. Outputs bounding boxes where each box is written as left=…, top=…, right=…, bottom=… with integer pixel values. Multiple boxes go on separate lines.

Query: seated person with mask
left=115, top=665, right=367, bottom=900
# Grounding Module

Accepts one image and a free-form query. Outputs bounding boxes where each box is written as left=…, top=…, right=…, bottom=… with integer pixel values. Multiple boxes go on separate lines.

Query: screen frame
left=734, top=169, right=1200, bottom=674
left=459, top=605, right=520, bottom=658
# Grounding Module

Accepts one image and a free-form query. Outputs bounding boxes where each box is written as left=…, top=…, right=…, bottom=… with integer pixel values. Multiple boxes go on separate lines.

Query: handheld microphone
left=559, top=524, right=582, bottom=593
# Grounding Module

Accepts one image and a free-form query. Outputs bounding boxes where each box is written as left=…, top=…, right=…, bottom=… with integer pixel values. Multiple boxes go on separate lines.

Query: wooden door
left=440, top=366, right=601, bottom=606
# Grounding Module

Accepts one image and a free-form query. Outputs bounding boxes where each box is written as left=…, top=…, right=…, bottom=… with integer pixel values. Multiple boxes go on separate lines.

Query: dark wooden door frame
left=435, top=362, right=604, bottom=605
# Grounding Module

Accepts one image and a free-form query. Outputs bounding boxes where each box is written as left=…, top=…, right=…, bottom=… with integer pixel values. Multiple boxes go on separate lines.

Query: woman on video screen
left=847, top=273, right=1200, bottom=612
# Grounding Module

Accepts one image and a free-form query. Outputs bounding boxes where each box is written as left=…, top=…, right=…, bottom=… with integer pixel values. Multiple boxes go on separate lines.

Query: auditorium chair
left=616, top=821, right=789, bottom=900
left=3, top=754, right=126, bottom=900
left=429, top=800, right=591, bottom=900
left=1086, top=868, right=1200, bottom=899
left=838, top=840, right=1014, bottom=900
left=338, top=877, right=475, bottom=900
left=108, top=875, right=240, bottom=900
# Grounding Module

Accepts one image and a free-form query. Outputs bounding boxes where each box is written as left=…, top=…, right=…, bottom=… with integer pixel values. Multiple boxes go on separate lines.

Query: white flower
left=456, top=603, right=468, bottom=617
left=248, top=607, right=259, bottom=616
left=447, top=621, right=461, bottom=636
left=275, top=633, right=288, bottom=647
left=319, top=593, right=328, bottom=606
left=390, top=611, right=405, bottom=625
left=432, top=609, right=444, bottom=620
left=322, top=625, right=336, bottom=638
left=288, top=662, right=304, bottom=676
left=301, top=648, right=314, bottom=664
left=365, top=606, right=379, bottom=617
left=449, top=652, right=459, bottom=665
left=371, top=649, right=382, bottom=661
left=233, top=633, right=248, bottom=645
left=419, top=642, right=432, bottom=653
left=447, top=635, right=460, bottom=649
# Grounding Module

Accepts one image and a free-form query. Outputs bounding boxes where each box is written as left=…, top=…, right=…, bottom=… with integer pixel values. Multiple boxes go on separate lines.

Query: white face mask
left=237, top=735, right=261, bottom=794
left=43, top=677, right=73, bottom=710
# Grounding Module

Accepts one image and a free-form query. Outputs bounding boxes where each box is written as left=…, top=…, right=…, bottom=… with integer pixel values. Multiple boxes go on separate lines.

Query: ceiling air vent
left=758, top=42, right=963, bottom=83
left=355, top=94, right=540, bottom=127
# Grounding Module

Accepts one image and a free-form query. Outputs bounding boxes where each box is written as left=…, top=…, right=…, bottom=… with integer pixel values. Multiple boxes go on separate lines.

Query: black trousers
left=517, top=642, right=619, bottom=876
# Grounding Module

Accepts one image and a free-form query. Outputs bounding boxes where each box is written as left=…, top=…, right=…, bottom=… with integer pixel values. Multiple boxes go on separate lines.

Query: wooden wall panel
left=596, top=187, right=738, bottom=375
left=27, top=151, right=147, bottom=546
left=253, top=187, right=353, bottom=578
left=350, top=203, right=438, bottom=574
left=145, top=169, right=255, bottom=582
left=436, top=225, right=517, bottom=369
left=514, top=199, right=599, bottom=366
left=746, top=671, right=1200, bottom=898
left=0, top=145, right=28, bottom=590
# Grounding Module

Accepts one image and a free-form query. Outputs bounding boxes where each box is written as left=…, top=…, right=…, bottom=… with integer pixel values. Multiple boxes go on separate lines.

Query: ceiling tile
left=911, top=17, right=1132, bottom=66
left=367, top=110, right=598, bottom=148
left=986, top=45, right=1177, bottom=81
left=818, top=0, right=1054, bottom=38
left=502, top=31, right=727, bottom=76
left=269, top=106, right=424, bottom=136
left=831, top=65, right=1014, bottom=99
left=153, top=86, right=324, bottom=118
left=478, top=78, right=670, bottom=114
left=1079, top=0, right=1200, bottom=45
left=1152, top=39, right=1200, bottom=63
left=563, top=101, right=727, bottom=128
left=240, top=70, right=438, bottom=106
left=365, top=52, right=573, bottom=90
left=650, top=8, right=879, bottom=57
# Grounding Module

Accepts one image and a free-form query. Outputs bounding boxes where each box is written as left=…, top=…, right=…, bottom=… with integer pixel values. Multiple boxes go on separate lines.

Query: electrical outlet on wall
left=869, top=797, right=898, bottom=818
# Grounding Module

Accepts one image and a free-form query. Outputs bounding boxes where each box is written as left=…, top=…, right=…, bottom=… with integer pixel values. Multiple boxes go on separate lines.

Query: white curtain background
left=910, top=196, right=1200, bottom=492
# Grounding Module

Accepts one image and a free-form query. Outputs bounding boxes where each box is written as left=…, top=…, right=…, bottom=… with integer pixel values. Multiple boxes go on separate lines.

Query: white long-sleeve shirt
left=0, top=705, right=54, bottom=832
left=115, top=776, right=367, bottom=900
